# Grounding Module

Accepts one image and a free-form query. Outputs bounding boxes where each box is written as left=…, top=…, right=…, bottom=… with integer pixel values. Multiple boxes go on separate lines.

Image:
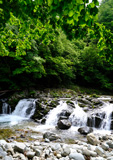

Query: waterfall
left=69, top=102, right=87, bottom=126
left=2, top=102, right=11, bottom=114
left=1, top=99, right=11, bottom=114
left=46, top=101, right=87, bottom=127
left=100, top=103, right=113, bottom=130
left=0, top=99, right=36, bottom=126
left=45, top=100, right=113, bottom=131
left=46, top=101, right=69, bottom=126
left=12, top=99, right=36, bottom=118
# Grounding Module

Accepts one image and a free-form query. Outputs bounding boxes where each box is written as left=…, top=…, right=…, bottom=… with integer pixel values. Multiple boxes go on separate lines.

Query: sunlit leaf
left=69, top=10, right=74, bottom=17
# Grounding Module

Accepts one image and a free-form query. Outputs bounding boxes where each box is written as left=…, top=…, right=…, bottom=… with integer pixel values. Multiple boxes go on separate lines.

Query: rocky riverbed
left=1, top=90, right=113, bottom=160
left=1, top=131, right=113, bottom=160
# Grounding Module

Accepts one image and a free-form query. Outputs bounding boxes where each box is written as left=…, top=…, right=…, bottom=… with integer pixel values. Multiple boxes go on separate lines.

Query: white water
left=0, top=99, right=36, bottom=126
left=46, top=101, right=87, bottom=127
left=69, top=102, right=87, bottom=126
left=46, top=101, right=70, bottom=126
left=2, top=102, right=11, bottom=114
left=12, top=99, right=36, bottom=118
left=1, top=98, right=113, bottom=133
left=100, top=103, right=113, bottom=130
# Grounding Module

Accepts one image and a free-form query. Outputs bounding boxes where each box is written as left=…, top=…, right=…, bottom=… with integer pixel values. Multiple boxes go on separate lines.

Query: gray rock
left=43, top=132, right=60, bottom=141
left=101, top=143, right=109, bottom=151
left=51, top=143, right=61, bottom=151
left=14, top=142, right=26, bottom=153
left=0, top=147, right=7, bottom=158
left=26, top=151, right=35, bottom=158
left=106, top=141, right=113, bottom=148
left=57, top=119, right=71, bottom=130
left=19, top=154, right=27, bottom=160
left=82, top=148, right=97, bottom=157
left=3, top=156, right=13, bottom=160
left=78, top=126, right=93, bottom=135
left=95, top=146, right=104, bottom=156
left=61, top=147, right=71, bottom=157
left=35, top=149, right=41, bottom=157
left=87, top=133, right=100, bottom=145
left=69, top=152, right=85, bottom=160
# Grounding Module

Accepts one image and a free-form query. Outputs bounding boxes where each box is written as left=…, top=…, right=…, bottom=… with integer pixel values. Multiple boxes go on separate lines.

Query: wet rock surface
left=78, top=126, right=93, bottom=135
left=57, top=119, right=72, bottom=130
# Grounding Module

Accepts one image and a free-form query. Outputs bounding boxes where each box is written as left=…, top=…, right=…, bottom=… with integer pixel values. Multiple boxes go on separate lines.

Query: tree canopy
left=0, top=0, right=113, bottom=91
left=0, top=0, right=100, bottom=57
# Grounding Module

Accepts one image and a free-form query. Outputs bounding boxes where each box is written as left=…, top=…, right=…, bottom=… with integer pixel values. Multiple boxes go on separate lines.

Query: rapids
left=0, top=97, right=113, bottom=136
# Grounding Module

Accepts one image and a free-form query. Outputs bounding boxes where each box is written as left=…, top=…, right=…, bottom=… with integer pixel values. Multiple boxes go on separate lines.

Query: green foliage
left=98, top=0, right=113, bottom=31
left=0, top=0, right=100, bottom=57
left=76, top=39, right=113, bottom=90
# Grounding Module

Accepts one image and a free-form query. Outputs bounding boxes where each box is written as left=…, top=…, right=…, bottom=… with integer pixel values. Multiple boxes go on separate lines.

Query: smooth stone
left=101, top=143, right=109, bottom=151
left=69, top=152, right=85, bottom=160
left=0, top=147, right=7, bottom=158
left=56, top=153, right=62, bottom=158
left=82, top=148, right=97, bottom=157
left=35, top=149, right=41, bottom=157
left=51, top=143, right=61, bottom=151
left=57, top=119, right=71, bottom=130
left=43, top=132, right=60, bottom=141
left=26, top=151, right=35, bottom=158
left=95, top=146, right=104, bottom=156
left=78, top=126, right=93, bottom=135
left=3, top=156, right=13, bottom=160
left=19, top=154, right=27, bottom=160
left=14, top=142, right=26, bottom=153
left=106, top=141, right=113, bottom=148
left=0, top=140, right=7, bottom=146
left=34, top=141, right=40, bottom=146
left=87, top=133, right=100, bottom=145
left=61, top=147, right=71, bottom=157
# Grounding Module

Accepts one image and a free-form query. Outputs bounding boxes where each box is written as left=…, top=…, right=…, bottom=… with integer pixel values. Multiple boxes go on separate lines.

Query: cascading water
left=45, top=100, right=113, bottom=131
left=12, top=99, right=36, bottom=118
left=0, top=99, right=36, bottom=126
left=99, top=103, right=113, bottom=130
left=46, top=100, right=87, bottom=127
left=69, top=102, right=87, bottom=126
left=2, top=102, right=11, bottom=114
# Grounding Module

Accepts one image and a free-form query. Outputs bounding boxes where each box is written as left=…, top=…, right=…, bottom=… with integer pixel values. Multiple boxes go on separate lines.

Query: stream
left=0, top=96, right=113, bottom=142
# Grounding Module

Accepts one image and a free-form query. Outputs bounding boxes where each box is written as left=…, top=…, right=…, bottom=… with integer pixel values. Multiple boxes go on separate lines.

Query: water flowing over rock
left=12, top=99, right=36, bottom=118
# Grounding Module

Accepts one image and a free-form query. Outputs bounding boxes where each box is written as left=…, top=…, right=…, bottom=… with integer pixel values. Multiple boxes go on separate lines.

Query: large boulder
left=57, top=119, right=71, bottom=130
left=78, top=126, right=93, bottom=135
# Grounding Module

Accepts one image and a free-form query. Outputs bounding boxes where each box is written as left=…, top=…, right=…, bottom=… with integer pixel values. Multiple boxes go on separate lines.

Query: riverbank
left=0, top=129, right=113, bottom=160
